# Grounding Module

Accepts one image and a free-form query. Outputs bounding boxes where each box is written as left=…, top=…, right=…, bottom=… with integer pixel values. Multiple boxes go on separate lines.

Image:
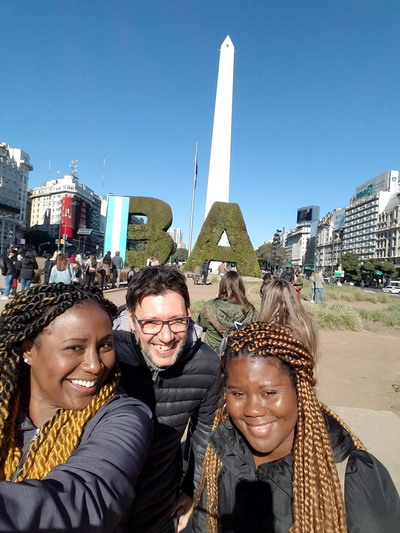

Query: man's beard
left=134, top=331, right=185, bottom=369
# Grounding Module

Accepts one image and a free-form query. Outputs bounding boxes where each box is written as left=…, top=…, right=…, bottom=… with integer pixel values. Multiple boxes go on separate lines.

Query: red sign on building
left=60, top=196, right=75, bottom=239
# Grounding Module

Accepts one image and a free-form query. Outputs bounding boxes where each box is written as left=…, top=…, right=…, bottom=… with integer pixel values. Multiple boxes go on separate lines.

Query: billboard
left=60, top=196, right=75, bottom=239
left=297, top=206, right=319, bottom=224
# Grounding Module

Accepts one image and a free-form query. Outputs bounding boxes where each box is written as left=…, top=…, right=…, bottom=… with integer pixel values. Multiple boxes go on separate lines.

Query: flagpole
left=188, top=140, right=198, bottom=255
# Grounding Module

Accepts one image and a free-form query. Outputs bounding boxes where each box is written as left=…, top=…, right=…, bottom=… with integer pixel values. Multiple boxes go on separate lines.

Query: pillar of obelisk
left=204, top=35, right=235, bottom=219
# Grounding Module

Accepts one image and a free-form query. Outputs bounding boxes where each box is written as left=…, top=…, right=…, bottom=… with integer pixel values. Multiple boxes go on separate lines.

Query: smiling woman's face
left=24, top=302, right=115, bottom=426
left=225, top=356, right=298, bottom=467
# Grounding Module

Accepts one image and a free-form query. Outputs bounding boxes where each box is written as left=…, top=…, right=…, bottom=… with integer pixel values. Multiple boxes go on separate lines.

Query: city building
left=30, top=171, right=102, bottom=251
left=168, top=228, right=183, bottom=247
left=284, top=206, right=320, bottom=267
left=376, top=192, right=400, bottom=267
left=315, top=208, right=345, bottom=274
left=285, top=225, right=311, bottom=266
left=0, top=142, right=33, bottom=253
left=342, top=170, right=399, bottom=261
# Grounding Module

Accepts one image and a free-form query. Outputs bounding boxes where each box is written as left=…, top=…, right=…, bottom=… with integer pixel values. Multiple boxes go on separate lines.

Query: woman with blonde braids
left=0, top=283, right=152, bottom=532
left=193, top=322, right=399, bottom=533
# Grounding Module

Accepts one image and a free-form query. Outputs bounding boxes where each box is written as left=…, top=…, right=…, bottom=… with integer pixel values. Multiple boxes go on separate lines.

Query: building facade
left=285, top=226, right=311, bottom=266
left=0, top=142, right=33, bottom=253
left=376, top=193, right=400, bottom=266
left=30, top=173, right=102, bottom=251
left=342, top=171, right=399, bottom=261
left=315, top=208, right=345, bottom=273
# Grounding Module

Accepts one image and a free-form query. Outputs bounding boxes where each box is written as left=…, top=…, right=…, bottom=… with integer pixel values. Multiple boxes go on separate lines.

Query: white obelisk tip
left=205, top=36, right=235, bottom=219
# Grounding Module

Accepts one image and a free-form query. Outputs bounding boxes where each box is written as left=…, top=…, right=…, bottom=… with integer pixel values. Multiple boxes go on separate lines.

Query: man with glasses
left=113, top=265, right=221, bottom=533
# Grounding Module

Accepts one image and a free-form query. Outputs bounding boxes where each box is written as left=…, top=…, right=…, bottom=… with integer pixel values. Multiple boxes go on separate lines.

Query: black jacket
left=113, top=312, right=222, bottom=533
left=20, top=256, right=38, bottom=280
left=0, top=255, right=16, bottom=277
left=193, top=414, right=400, bottom=533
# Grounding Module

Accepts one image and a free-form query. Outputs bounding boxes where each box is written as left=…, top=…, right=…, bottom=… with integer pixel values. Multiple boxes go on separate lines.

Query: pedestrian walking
left=84, top=254, right=97, bottom=288
left=112, top=251, right=124, bottom=288
left=193, top=264, right=202, bottom=285
left=0, top=250, right=17, bottom=300
left=20, top=250, right=38, bottom=291
left=201, top=260, right=210, bottom=285
left=314, top=270, right=325, bottom=304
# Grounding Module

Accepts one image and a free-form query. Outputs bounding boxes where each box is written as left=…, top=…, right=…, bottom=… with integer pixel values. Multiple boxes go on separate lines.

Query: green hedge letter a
left=185, top=202, right=261, bottom=277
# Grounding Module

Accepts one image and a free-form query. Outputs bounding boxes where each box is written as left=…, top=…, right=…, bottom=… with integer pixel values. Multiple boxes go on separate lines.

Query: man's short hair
left=126, top=265, right=190, bottom=311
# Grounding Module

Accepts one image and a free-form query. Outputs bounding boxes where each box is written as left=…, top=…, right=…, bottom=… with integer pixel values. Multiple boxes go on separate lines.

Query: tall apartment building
left=285, top=226, right=311, bottom=266
left=0, top=142, right=33, bottom=253
left=284, top=206, right=319, bottom=267
left=30, top=173, right=102, bottom=249
left=315, top=208, right=345, bottom=273
left=342, top=171, right=399, bottom=261
left=168, top=228, right=183, bottom=246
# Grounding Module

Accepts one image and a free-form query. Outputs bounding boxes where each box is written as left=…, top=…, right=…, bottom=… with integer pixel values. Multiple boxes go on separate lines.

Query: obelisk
left=204, top=35, right=235, bottom=219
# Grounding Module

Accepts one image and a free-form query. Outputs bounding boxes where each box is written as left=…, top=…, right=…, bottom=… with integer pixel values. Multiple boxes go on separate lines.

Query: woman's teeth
left=71, top=379, right=97, bottom=388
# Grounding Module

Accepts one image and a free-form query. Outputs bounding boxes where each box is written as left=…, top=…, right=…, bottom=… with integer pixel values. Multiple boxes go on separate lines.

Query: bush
left=305, top=304, right=363, bottom=331
left=358, top=304, right=400, bottom=327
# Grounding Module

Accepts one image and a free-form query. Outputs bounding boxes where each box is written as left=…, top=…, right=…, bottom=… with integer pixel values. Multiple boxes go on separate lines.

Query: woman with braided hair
left=0, top=283, right=152, bottom=532
left=193, top=322, right=399, bottom=533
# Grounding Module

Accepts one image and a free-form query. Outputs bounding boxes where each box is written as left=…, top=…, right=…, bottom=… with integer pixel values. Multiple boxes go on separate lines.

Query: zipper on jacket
left=12, top=427, right=41, bottom=481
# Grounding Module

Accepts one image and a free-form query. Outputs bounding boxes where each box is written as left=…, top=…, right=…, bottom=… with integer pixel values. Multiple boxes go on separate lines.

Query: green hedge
left=125, top=196, right=174, bottom=267
left=185, top=202, right=261, bottom=277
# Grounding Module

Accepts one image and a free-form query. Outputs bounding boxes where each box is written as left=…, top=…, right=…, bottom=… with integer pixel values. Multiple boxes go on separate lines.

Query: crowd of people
left=0, top=261, right=398, bottom=532
left=0, top=248, right=130, bottom=299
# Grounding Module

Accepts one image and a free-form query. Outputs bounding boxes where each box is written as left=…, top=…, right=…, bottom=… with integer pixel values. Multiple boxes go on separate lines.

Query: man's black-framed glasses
left=133, top=313, right=191, bottom=335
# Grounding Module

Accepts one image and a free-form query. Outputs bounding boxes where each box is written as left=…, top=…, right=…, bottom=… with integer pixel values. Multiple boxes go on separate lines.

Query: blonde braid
left=194, top=322, right=366, bottom=533
left=9, top=379, right=117, bottom=481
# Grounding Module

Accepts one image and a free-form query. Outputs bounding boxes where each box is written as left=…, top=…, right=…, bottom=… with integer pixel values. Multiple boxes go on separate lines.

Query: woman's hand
left=174, top=491, right=194, bottom=532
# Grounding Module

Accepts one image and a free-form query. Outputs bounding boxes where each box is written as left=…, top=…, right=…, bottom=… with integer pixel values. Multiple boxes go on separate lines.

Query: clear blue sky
left=2, top=0, right=399, bottom=248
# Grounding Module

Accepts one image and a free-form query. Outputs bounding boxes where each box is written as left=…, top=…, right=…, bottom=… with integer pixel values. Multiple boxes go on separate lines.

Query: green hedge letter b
left=125, top=196, right=174, bottom=267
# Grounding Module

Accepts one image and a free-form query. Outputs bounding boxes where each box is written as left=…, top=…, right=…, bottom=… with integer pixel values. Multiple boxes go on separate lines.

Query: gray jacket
left=0, top=395, right=153, bottom=532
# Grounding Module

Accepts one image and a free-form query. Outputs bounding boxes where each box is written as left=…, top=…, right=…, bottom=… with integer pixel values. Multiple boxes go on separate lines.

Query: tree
left=340, top=252, right=360, bottom=281
left=375, top=261, right=396, bottom=278
left=170, top=248, right=188, bottom=264
left=256, top=243, right=286, bottom=271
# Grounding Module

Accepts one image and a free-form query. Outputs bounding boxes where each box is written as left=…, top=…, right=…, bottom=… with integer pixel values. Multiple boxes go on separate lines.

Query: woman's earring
left=23, top=357, right=29, bottom=364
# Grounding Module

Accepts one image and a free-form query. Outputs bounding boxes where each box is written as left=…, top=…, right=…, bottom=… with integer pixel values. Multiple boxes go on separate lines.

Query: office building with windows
left=0, top=142, right=33, bottom=253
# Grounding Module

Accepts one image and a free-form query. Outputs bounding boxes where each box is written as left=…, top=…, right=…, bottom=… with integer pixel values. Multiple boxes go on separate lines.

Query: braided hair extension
left=195, top=322, right=366, bottom=533
left=0, top=283, right=118, bottom=481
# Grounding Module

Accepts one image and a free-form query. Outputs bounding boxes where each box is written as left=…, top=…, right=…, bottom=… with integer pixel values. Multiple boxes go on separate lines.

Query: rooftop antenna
left=70, top=159, right=79, bottom=179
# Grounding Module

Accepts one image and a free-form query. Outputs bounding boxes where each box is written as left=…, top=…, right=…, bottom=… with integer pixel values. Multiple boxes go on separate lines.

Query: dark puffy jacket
left=0, top=395, right=153, bottom=532
left=113, top=311, right=222, bottom=533
left=0, top=255, right=16, bottom=277
left=20, top=256, right=38, bottom=280
left=193, top=414, right=400, bottom=532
